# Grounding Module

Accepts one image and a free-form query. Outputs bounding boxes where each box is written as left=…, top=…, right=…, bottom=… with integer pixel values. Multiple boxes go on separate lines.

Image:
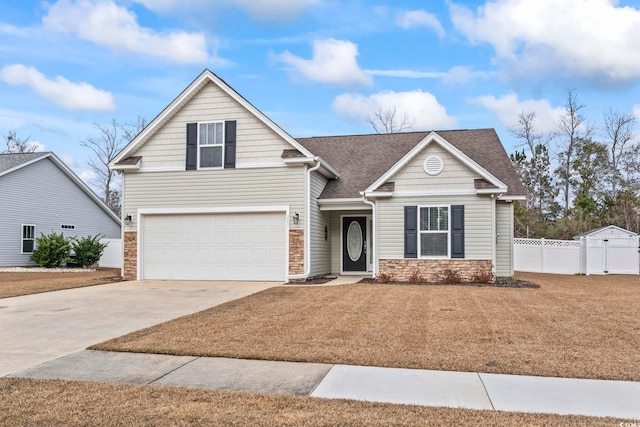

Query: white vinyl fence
left=514, top=237, right=640, bottom=275
left=98, top=238, right=122, bottom=268
left=514, top=238, right=581, bottom=274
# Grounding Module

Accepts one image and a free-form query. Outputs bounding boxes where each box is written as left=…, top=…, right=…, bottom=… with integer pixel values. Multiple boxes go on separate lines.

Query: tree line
left=510, top=90, right=639, bottom=239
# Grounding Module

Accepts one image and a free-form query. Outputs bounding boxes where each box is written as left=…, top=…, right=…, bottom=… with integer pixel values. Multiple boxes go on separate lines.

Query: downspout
left=361, top=192, right=376, bottom=278
left=289, top=157, right=322, bottom=280
left=491, top=193, right=497, bottom=276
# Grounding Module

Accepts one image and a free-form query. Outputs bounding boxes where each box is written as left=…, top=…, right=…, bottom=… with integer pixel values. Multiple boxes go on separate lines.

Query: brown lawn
left=0, top=268, right=122, bottom=299
left=0, top=378, right=631, bottom=426
left=93, top=272, right=640, bottom=381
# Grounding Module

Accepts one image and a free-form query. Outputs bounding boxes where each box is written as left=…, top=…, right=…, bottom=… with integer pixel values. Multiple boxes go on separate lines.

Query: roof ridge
left=295, top=128, right=495, bottom=140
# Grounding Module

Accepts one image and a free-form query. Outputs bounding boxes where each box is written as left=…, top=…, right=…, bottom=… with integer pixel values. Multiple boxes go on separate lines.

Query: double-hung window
left=419, top=206, right=449, bottom=257
left=22, top=224, right=36, bottom=254
left=199, top=122, right=224, bottom=168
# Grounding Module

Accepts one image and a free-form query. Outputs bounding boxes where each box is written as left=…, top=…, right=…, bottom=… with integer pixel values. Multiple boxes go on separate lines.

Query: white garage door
left=141, top=212, right=286, bottom=281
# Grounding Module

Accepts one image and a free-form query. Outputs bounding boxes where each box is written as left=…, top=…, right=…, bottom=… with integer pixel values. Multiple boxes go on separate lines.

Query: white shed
left=575, top=226, right=639, bottom=275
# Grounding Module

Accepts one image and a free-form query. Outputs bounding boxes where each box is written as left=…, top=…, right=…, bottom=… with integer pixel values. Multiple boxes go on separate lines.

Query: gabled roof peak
left=111, top=69, right=314, bottom=167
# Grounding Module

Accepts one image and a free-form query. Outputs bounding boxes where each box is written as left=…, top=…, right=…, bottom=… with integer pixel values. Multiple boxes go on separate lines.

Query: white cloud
left=275, top=39, right=373, bottom=87
left=30, top=141, right=46, bottom=152
left=366, top=69, right=446, bottom=79
left=450, top=0, right=640, bottom=84
left=0, top=64, right=116, bottom=111
left=366, top=66, right=492, bottom=84
left=471, top=92, right=563, bottom=133
left=633, top=105, right=640, bottom=122
left=0, top=23, right=30, bottom=37
left=133, top=0, right=320, bottom=21
left=333, top=90, right=457, bottom=130
left=232, top=0, right=321, bottom=21
left=78, top=168, right=97, bottom=185
left=59, top=154, right=77, bottom=167
left=43, top=0, right=208, bottom=64
left=397, top=10, right=445, bottom=38
left=441, top=66, right=493, bottom=84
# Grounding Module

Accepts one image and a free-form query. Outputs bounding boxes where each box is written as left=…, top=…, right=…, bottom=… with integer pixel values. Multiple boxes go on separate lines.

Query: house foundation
left=378, top=259, right=494, bottom=283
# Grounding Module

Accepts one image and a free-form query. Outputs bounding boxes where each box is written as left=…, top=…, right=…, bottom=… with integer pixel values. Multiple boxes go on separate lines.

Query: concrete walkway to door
left=0, top=280, right=278, bottom=377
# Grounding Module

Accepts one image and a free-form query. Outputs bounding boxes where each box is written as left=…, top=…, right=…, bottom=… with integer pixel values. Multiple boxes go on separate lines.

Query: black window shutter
left=186, top=123, right=198, bottom=170
left=451, top=205, right=465, bottom=258
left=224, top=120, right=236, bottom=168
left=404, top=206, right=418, bottom=258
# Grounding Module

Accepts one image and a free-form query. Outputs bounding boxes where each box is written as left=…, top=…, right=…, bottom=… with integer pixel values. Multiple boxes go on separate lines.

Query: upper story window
left=419, top=206, right=449, bottom=257
left=199, top=122, right=224, bottom=168
left=22, top=224, right=36, bottom=254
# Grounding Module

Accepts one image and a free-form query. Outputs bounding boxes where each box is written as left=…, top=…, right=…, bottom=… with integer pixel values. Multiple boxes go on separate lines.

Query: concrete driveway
left=0, top=280, right=278, bottom=377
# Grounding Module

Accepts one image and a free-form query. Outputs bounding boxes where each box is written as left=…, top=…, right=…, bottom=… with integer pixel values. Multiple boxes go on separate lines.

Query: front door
left=342, top=216, right=367, bottom=272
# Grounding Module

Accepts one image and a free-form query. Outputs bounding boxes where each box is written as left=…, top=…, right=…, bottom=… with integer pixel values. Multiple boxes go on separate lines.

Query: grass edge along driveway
left=92, top=273, right=640, bottom=382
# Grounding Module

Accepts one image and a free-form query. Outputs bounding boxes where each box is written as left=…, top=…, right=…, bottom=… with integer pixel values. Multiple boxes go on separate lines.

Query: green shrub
left=496, top=276, right=515, bottom=285
left=30, top=232, right=72, bottom=268
left=72, top=234, right=108, bottom=268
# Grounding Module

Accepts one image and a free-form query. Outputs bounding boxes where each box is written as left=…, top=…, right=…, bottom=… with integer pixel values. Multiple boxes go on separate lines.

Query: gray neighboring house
left=0, top=152, right=121, bottom=266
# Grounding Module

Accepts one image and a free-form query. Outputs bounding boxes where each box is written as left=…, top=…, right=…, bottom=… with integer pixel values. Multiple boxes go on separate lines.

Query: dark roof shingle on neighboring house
left=296, top=129, right=525, bottom=199
left=0, top=152, right=49, bottom=175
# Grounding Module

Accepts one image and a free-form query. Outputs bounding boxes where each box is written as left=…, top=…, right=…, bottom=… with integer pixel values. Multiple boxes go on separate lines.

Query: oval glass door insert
left=347, top=221, right=363, bottom=262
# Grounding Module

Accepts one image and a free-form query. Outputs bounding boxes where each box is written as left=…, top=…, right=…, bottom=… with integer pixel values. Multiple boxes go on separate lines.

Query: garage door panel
left=142, top=212, right=286, bottom=281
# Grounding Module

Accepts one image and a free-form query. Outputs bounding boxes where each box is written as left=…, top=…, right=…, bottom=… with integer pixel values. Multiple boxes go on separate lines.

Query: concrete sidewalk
left=8, top=350, right=640, bottom=420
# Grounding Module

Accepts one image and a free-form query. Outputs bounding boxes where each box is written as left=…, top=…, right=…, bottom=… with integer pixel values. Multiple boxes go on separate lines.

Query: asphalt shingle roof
left=296, top=129, right=525, bottom=199
left=0, top=152, right=48, bottom=175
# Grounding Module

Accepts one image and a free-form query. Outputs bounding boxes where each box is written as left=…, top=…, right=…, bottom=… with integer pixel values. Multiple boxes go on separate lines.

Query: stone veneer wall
left=378, top=259, right=493, bottom=283
left=288, top=229, right=304, bottom=276
left=123, top=231, right=137, bottom=281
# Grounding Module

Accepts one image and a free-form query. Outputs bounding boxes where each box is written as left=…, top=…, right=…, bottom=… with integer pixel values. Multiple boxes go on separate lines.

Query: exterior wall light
left=293, top=212, right=300, bottom=225
left=124, top=214, right=132, bottom=226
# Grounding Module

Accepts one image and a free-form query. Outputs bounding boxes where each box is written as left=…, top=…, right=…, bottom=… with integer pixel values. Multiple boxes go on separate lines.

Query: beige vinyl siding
left=134, top=82, right=293, bottom=169
left=122, top=166, right=305, bottom=232
left=391, top=143, right=481, bottom=192
left=377, top=195, right=494, bottom=260
left=495, top=201, right=514, bottom=276
left=309, top=172, right=331, bottom=277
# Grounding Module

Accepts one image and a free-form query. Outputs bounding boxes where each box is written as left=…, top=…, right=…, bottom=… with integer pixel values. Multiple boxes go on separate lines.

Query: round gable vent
left=423, top=155, right=444, bottom=176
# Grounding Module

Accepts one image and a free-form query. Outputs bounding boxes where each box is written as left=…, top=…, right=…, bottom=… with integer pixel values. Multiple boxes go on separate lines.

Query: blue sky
left=2, top=0, right=640, bottom=191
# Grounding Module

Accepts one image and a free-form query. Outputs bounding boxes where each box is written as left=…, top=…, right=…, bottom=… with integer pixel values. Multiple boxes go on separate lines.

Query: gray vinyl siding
left=377, top=195, right=494, bottom=260
left=309, top=172, right=331, bottom=277
left=495, top=201, right=514, bottom=276
left=134, top=82, right=293, bottom=169
left=0, top=158, right=121, bottom=266
left=122, top=166, right=306, bottom=232
left=391, top=143, right=481, bottom=192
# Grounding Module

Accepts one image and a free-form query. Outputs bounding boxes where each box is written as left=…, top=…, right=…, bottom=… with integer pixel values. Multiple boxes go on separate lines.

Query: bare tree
left=509, top=111, right=559, bottom=237
left=3, top=130, right=37, bottom=153
left=603, top=108, right=637, bottom=198
left=366, top=106, right=414, bottom=133
left=81, top=117, right=146, bottom=215
left=555, top=89, right=593, bottom=216
left=120, top=115, right=147, bottom=143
